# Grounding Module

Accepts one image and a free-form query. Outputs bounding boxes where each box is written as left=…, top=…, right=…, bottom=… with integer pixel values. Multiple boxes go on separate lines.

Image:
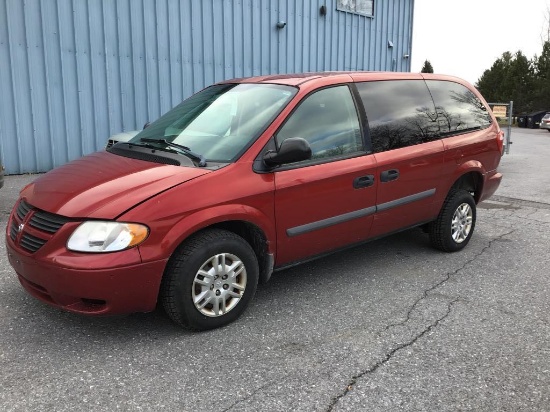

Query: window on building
left=337, top=0, right=374, bottom=17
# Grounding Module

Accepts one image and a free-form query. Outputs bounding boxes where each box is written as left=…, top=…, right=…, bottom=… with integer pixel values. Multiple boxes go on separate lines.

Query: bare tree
left=541, top=4, right=550, bottom=44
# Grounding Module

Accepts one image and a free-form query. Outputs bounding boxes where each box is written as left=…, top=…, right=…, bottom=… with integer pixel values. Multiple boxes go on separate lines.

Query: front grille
left=9, top=222, right=18, bottom=241
left=10, top=199, right=72, bottom=254
left=16, top=200, right=32, bottom=221
left=30, top=210, right=70, bottom=233
left=20, top=233, right=47, bottom=253
left=105, top=139, right=116, bottom=149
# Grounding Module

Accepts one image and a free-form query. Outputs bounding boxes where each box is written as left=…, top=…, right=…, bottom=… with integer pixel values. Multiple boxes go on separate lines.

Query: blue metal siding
left=0, top=0, right=414, bottom=174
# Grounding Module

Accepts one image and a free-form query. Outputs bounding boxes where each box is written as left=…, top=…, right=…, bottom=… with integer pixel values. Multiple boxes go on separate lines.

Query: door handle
left=380, top=169, right=399, bottom=182
left=353, top=175, right=375, bottom=189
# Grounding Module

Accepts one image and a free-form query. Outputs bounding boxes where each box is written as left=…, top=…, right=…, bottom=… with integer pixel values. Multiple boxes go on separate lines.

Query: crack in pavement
left=326, top=298, right=460, bottom=412
left=490, top=195, right=550, bottom=210
left=484, top=197, right=550, bottom=225
left=381, top=229, right=516, bottom=333
left=325, top=229, right=515, bottom=411
left=492, top=210, right=550, bottom=227
left=221, top=375, right=289, bottom=412
left=523, top=208, right=542, bottom=219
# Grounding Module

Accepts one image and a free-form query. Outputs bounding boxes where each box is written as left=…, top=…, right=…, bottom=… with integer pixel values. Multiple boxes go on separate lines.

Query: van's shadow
left=14, top=227, right=437, bottom=342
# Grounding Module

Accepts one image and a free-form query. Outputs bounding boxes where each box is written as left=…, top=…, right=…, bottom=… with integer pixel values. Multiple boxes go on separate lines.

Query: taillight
left=497, top=129, right=504, bottom=155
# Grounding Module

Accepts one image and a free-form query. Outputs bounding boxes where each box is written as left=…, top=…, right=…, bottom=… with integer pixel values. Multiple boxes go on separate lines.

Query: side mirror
left=263, top=137, right=312, bottom=167
left=143, top=122, right=150, bottom=130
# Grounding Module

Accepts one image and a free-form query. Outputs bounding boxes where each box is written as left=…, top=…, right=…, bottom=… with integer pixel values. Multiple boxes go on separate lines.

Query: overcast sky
left=411, top=0, right=550, bottom=85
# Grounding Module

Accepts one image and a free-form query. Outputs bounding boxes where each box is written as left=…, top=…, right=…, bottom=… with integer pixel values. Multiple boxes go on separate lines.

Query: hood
left=21, top=151, right=210, bottom=218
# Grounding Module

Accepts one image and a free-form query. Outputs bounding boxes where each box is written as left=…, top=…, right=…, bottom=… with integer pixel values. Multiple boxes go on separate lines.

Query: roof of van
left=218, top=71, right=469, bottom=87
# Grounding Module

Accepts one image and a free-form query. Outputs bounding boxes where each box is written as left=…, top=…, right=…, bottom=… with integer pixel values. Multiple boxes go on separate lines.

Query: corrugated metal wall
left=0, top=0, right=414, bottom=174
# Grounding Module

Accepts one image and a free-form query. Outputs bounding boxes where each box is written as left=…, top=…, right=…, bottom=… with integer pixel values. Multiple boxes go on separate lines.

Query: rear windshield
left=129, top=83, right=297, bottom=162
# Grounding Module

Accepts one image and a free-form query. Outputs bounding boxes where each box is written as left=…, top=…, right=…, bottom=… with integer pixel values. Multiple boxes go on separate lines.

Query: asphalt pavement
left=1, top=128, right=549, bottom=411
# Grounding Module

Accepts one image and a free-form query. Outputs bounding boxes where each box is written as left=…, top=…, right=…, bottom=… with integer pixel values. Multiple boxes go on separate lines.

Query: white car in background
left=105, top=130, right=140, bottom=149
left=540, top=113, right=550, bottom=132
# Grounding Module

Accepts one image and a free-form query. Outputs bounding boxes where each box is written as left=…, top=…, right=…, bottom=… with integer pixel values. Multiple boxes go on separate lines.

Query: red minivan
left=6, top=72, right=503, bottom=330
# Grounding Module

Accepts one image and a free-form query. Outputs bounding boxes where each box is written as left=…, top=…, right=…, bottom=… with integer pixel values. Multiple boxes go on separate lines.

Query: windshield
left=130, top=83, right=297, bottom=162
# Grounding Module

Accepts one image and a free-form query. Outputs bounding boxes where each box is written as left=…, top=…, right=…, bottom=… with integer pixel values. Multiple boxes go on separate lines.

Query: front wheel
left=160, top=229, right=259, bottom=330
left=429, top=189, right=476, bottom=252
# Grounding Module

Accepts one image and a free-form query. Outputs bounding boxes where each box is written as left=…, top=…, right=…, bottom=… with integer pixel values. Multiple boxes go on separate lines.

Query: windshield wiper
left=126, top=141, right=157, bottom=150
left=140, top=137, right=207, bottom=167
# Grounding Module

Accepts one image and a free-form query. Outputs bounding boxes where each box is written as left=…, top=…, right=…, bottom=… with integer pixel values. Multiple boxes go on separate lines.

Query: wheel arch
left=448, top=162, right=485, bottom=204
left=160, top=205, right=276, bottom=284
left=195, top=220, right=274, bottom=284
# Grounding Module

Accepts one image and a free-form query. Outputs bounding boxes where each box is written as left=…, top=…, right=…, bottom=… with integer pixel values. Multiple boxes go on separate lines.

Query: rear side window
left=425, top=80, right=492, bottom=136
left=356, top=80, right=438, bottom=153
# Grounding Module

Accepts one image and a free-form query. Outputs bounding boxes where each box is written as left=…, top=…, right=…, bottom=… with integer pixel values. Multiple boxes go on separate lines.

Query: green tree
left=421, top=60, right=434, bottom=73
left=533, top=41, right=550, bottom=110
left=477, top=51, right=535, bottom=114
left=476, top=5, right=550, bottom=114
left=502, top=51, right=535, bottom=113
left=476, top=53, right=510, bottom=103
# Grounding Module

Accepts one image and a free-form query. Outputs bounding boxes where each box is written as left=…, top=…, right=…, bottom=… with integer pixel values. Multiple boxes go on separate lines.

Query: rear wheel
left=160, top=229, right=259, bottom=330
left=429, top=189, right=476, bottom=252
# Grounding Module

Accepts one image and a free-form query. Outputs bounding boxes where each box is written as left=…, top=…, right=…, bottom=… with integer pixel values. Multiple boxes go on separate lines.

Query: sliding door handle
left=380, top=169, right=399, bottom=182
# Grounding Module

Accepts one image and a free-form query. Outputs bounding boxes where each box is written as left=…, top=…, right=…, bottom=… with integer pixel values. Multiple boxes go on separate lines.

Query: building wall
left=0, top=0, right=414, bottom=174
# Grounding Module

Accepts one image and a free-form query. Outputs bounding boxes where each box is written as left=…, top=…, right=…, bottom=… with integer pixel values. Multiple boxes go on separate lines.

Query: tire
left=429, top=189, right=476, bottom=252
left=160, top=229, right=259, bottom=330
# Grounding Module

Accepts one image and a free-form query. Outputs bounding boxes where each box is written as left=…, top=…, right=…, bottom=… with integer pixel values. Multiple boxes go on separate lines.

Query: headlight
left=67, top=221, right=149, bottom=253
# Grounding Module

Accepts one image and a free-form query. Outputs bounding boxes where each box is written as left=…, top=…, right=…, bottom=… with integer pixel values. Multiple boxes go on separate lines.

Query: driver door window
left=276, top=85, right=363, bottom=161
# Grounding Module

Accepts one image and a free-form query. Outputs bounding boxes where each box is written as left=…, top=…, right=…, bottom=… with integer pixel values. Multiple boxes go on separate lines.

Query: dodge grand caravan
left=6, top=72, right=503, bottom=330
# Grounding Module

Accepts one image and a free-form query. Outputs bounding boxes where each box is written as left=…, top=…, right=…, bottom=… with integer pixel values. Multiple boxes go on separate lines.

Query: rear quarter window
left=425, top=80, right=492, bottom=136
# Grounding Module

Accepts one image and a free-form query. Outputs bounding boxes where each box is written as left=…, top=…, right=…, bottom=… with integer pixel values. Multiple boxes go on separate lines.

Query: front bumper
left=6, top=199, right=168, bottom=315
left=7, top=240, right=167, bottom=315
